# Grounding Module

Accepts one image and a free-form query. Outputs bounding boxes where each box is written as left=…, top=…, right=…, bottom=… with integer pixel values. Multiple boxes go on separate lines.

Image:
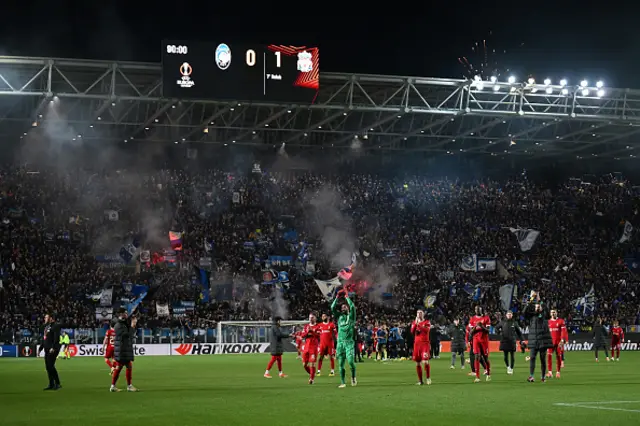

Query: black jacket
left=523, top=303, right=553, bottom=350
left=40, top=322, right=61, bottom=352
left=497, top=319, right=524, bottom=352
left=113, top=317, right=136, bottom=363
left=269, top=319, right=290, bottom=356
left=448, top=324, right=467, bottom=353
left=593, top=324, right=608, bottom=346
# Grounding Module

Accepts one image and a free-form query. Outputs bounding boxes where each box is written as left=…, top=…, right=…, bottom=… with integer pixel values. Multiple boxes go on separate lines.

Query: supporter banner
left=267, top=256, right=292, bottom=267
left=140, top=250, right=150, bottom=263
left=95, top=255, right=127, bottom=268
left=104, top=210, right=119, bottom=221
left=509, top=227, right=540, bottom=252
left=100, top=288, right=113, bottom=306
left=36, top=344, right=171, bottom=358
left=96, top=307, right=113, bottom=320
left=173, top=343, right=270, bottom=356
left=156, top=303, right=170, bottom=317
left=0, top=345, right=18, bottom=357
left=172, top=306, right=186, bottom=317
left=232, top=192, right=240, bottom=203
left=19, top=345, right=36, bottom=357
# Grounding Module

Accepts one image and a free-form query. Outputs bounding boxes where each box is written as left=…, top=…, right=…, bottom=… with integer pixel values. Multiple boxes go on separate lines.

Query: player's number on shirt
left=245, top=49, right=281, bottom=67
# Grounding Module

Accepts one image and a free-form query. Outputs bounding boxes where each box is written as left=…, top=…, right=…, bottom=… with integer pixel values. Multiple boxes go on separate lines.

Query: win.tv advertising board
left=162, top=41, right=319, bottom=103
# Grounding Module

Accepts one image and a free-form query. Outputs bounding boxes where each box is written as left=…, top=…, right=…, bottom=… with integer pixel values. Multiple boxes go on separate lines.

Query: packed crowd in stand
left=1, top=164, right=639, bottom=345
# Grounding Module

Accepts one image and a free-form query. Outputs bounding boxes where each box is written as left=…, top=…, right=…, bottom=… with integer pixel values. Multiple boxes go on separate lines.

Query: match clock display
left=162, top=41, right=320, bottom=103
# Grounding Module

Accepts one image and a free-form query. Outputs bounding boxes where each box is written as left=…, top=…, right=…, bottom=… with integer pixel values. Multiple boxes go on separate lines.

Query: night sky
left=2, top=1, right=639, bottom=87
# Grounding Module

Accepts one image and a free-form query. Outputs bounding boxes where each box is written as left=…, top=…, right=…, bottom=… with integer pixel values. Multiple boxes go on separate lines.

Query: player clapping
left=610, top=320, right=624, bottom=361
left=316, top=314, right=336, bottom=377
left=301, top=313, right=320, bottom=384
left=411, top=310, right=432, bottom=385
left=468, top=306, right=492, bottom=383
left=547, top=310, right=568, bottom=378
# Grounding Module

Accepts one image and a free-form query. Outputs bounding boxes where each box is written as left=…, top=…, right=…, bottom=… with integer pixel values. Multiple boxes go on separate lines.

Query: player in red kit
left=610, top=320, right=625, bottom=361
left=546, top=310, right=568, bottom=378
left=317, top=313, right=337, bottom=377
left=469, top=306, right=491, bottom=383
left=301, top=313, right=320, bottom=384
left=293, top=328, right=303, bottom=359
left=411, top=309, right=432, bottom=385
left=102, top=326, right=116, bottom=375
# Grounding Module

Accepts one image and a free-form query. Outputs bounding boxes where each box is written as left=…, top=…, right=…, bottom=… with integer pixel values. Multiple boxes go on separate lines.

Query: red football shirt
left=469, top=315, right=490, bottom=342
left=317, top=322, right=336, bottom=347
left=105, top=329, right=115, bottom=348
left=611, top=326, right=625, bottom=343
left=548, top=318, right=567, bottom=345
left=411, top=320, right=431, bottom=344
left=302, top=323, right=320, bottom=351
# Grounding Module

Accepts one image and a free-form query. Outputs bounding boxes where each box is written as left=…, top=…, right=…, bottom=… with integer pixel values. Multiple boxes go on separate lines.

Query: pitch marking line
left=555, top=401, right=640, bottom=413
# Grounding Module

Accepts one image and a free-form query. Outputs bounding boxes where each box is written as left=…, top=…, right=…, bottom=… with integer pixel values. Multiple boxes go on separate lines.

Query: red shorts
left=547, top=344, right=562, bottom=355
left=413, top=342, right=431, bottom=362
left=302, top=350, right=317, bottom=364
left=473, top=339, right=489, bottom=356
left=611, top=341, right=621, bottom=350
left=318, top=345, right=335, bottom=357
left=105, top=347, right=114, bottom=359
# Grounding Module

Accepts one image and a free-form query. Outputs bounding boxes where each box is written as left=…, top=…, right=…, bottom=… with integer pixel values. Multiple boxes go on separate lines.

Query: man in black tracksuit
left=496, top=310, right=524, bottom=374
left=39, top=313, right=62, bottom=390
left=110, top=308, right=138, bottom=392
left=523, top=292, right=553, bottom=382
left=593, top=318, right=609, bottom=362
left=449, top=318, right=467, bottom=369
left=430, top=325, right=441, bottom=359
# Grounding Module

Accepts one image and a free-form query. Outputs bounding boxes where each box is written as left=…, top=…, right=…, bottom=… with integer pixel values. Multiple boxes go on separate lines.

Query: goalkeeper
left=331, top=290, right=357, bottom=388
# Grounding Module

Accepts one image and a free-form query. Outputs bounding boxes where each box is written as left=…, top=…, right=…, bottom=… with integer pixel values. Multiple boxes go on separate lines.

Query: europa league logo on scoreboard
left=177, top=62, right=195, bottom=88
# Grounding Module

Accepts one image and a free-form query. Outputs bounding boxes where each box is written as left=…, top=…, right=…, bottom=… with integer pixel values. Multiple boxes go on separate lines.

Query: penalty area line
left=555, top=401, right=640, bottom=413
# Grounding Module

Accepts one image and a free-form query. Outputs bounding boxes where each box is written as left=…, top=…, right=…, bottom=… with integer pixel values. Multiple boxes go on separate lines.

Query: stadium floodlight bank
left=217, top=320, right=308, bottom=344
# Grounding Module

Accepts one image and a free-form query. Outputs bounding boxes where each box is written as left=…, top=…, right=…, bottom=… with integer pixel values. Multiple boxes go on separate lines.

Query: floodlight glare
left=596, top=80, right=604, bottom=88
left=476, top=83, right=484, bottom=90
left=545, top=87, right=553, bottom=94
left=560, top=79, right=567, bottom=86
left=581, top=88, right=589, bottom=96
left=493, top=84, right=500, bottom=91
left=510, top=87, right=517, bottom=93
left=531, top=88, right=538, bottom=93
left=490, top=76, right=497, bottom=83
left=580, top=80, right=588, bottom=87
left=561, top=88, right=569, bottom=95
left=527, top=77, right=535, bottom=84
left=597, top=89, right=605, bottom=97
left=544, top=78, right=551, bottom=85
left=508, top=76, right=516, bottom=84
left=474, top=75, right=481, bottom=81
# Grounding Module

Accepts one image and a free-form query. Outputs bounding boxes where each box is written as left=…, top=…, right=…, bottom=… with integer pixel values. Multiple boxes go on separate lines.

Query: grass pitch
left=1, top=353, right=639, bottom=426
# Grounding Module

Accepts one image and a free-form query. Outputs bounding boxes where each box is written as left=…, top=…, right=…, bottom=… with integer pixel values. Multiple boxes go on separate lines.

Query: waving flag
left=169, top=231, right=183, bottom=250
left=573, top=285, right=596, bottom=316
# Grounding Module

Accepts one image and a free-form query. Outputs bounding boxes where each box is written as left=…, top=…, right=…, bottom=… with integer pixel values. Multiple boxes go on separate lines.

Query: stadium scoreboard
left=162, top=41, right=320, bottom=103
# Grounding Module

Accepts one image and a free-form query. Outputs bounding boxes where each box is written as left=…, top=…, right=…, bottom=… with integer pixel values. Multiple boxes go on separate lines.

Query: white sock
left=279, top=371, right=283, bottom=374
left=265, top=370, right=269, bottom=374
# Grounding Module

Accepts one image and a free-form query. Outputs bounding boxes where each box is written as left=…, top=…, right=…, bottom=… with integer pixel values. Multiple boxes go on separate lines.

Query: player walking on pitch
left=331, top=290, right=357, bottom=388
left=301, top=314, right=320, bottom=384
left=103, top=325, right=116, bottom=375
left=547, top=309, right=568, bottom=378
left=411, top=309, right=432, bottom=385
left=610, top=320, right=624, bottom=361
left=469, top=306, right=492, bottom=383
left=317, top=313, right=337, bottom=376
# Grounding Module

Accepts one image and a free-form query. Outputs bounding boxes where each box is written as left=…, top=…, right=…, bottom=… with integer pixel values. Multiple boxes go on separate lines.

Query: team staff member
left=448, top=318, right=466, bottom=369
left=523, top=291, right=553, bottom=382
left=110, top=308, right=139, bottom=392
left=496, top=310, right=524, bottom=375
left=39, top=313, right=62, bottom=390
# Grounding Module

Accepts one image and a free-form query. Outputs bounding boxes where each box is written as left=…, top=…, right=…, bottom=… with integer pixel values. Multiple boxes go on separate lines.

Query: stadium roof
left=1, top=56, right=639, bottom=160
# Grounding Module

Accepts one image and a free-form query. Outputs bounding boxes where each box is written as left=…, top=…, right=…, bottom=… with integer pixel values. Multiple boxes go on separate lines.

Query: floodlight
left=596, top=81, right=604, bottom=88
left=580, top=80, right=588, bottom=87
left=493, top=84, right=500, bottom=91
left=527, top=77, right=535, bottom=84
left=476, top=83, right=484, bottom=90
left=474, top=75, right=481, bottom=81
left=560, top=79, right=567, bottom=86
left=597, top=89, right=605, bottom=97
left=544, top=78, right=551, bottom=85
left=508, top=76, right=516, bottom=84
left=561, top=88, right=569, bottom=95
left=490, top=76, right=497, bottom=83
left=545, top=87, right=553, bottom=94
left=581, top=88, right=589, bottom=96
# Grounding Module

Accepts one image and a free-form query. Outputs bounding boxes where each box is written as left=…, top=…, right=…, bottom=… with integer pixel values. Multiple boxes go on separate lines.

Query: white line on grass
left=555, top=401, right=640, bottom=413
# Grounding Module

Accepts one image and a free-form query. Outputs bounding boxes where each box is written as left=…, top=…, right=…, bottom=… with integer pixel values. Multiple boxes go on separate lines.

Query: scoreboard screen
left=162, top=41, right=319, bottom=103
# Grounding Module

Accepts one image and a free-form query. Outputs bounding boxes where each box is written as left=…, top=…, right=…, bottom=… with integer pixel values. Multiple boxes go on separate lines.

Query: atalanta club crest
left=297, top=51, right=313, bottom=73
left=215, top=43, right=231, bottom=70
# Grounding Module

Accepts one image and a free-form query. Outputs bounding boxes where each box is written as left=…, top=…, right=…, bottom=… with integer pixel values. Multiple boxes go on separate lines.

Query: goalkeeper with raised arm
left=331, top=290, right=357, bottom=388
